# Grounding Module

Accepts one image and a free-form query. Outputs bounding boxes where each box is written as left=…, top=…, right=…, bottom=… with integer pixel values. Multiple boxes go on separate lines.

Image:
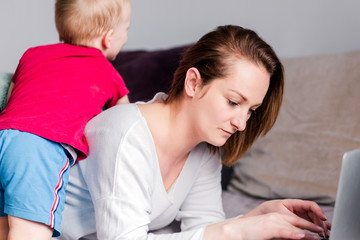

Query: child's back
left=0, top=43, right=128, bottom=157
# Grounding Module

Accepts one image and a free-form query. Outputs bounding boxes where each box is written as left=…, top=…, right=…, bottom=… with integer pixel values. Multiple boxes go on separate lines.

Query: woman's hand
left=244, top=199, right=331, bottom=238
left=203, top=199, right=330, bottom=240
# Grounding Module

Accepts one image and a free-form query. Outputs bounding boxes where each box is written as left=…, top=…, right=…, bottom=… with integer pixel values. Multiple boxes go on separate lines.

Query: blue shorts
left=0, top=129, right=74, bottom=237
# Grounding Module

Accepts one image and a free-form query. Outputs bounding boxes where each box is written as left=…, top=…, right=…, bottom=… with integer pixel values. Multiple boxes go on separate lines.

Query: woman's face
left=192, top=60, right=270, bottom=147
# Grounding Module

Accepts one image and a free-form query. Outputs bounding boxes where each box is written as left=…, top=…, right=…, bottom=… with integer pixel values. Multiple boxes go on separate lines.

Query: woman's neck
left=139, top=101, right=199, bottom=162
left=138, top=101, right=200, bottom=191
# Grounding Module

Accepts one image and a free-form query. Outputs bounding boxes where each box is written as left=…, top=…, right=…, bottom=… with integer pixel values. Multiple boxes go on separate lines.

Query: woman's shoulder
left=84, top=103, right=156, bottom=160
left=85, top=103, right=143, bottom=136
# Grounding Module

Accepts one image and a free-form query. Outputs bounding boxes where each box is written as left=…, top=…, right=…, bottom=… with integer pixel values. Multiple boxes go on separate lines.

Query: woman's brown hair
left=166, top=25, right=284, bottom=166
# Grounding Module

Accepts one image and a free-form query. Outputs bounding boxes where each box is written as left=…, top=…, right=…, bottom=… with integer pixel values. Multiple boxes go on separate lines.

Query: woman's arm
left=203, top=199, right=330, bottom=240
left=83, top=117, right=153, bottom=239
left=174, top=145, right=329, bottom=239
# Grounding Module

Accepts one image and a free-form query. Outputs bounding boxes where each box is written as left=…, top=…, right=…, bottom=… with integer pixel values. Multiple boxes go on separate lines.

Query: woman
left=59, top=25, right=330, bottom=239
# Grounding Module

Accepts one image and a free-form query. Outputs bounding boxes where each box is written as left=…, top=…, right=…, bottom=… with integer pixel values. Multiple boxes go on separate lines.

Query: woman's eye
left=249, top=109, right=257, bottom=115
left=228, top=100, right=238, bottom=106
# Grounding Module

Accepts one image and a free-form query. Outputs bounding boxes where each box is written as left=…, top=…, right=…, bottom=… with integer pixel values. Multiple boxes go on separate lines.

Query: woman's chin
left=208, top=139, right=227, bottom=147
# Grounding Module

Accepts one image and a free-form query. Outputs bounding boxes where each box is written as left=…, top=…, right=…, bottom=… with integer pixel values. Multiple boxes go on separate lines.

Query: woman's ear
left=184, top=67, right=201, bottom=97
left=102, top=29, right=114, bottom=49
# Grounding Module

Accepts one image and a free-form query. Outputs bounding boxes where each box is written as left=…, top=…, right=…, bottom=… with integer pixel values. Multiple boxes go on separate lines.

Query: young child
left=0, top=0, right=131, bottom=239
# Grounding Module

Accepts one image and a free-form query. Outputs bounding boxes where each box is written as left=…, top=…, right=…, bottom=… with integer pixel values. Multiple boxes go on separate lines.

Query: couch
left=111, top=46, right=360, bottom=232
left=2, top=46, right=360, bottom=235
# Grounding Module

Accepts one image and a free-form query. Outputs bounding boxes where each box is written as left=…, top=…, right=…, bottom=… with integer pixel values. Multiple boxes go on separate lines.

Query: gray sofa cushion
left=0, top=72, right=12, bottom=112
left=229, top=51, right=360, bottom=204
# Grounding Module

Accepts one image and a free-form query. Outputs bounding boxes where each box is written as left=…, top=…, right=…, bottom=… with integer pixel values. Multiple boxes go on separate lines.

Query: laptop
left=326, top=148, right=360, bottom=240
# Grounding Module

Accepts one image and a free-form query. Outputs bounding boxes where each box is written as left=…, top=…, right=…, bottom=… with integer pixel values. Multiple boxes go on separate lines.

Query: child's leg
left=8, top=216, right=52, bottom=240
left=0, top=130, right=72, bottom=238
left=0, top=217, right=9, bottom=240
left=0, top=139, right=9, bottom=240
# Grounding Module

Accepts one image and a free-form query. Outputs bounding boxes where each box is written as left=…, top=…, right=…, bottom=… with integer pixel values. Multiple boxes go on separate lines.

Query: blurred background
left=1, top=0, right=359, bottom=73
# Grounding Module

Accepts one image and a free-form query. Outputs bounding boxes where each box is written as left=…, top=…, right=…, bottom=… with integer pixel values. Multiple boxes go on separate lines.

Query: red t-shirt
left=0, top=43, right=129, bottom=158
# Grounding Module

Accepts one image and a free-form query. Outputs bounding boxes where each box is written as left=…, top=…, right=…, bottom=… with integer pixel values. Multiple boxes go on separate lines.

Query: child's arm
left=116, top=94, right=129, bottom=105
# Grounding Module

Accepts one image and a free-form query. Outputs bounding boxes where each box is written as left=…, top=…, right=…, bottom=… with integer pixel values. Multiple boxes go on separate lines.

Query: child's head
left=55, top=0, right=131, bottom=58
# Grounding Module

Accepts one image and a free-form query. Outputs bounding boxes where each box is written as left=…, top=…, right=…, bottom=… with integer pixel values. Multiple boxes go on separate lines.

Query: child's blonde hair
left=55, top=0, right=129, bottom=46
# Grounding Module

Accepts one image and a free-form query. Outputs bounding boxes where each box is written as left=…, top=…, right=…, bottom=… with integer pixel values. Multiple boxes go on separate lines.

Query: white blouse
left=59, top=93, right=225, bottom=240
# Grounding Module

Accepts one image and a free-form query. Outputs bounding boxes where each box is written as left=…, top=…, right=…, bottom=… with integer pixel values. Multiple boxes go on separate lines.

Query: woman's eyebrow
left=229, top=89, right=248, bottom=102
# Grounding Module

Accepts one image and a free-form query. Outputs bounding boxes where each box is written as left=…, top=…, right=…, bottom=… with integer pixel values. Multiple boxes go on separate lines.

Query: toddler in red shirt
left=0, top=0, right=131, bottom=238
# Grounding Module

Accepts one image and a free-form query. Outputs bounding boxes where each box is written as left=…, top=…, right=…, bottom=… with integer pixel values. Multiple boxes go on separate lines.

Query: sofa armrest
left=0, top=72, right=13, bottom=112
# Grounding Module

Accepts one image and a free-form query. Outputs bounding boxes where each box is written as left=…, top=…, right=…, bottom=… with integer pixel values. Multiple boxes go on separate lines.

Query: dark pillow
left=111, top=45, right=189, bottom=103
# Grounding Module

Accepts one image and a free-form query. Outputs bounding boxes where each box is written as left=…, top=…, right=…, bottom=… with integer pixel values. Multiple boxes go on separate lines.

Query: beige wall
left=1, top=0, right=360, bottom=73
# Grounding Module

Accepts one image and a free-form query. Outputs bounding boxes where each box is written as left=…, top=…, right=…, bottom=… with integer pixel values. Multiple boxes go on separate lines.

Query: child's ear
left=102, top=29, right=114, bottom=49
left=184, top=67, right=202, bottom=97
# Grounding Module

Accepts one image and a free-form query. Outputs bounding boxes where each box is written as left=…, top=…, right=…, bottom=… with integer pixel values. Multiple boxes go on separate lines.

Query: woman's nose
left=230, top=112, right=248, bottom=132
